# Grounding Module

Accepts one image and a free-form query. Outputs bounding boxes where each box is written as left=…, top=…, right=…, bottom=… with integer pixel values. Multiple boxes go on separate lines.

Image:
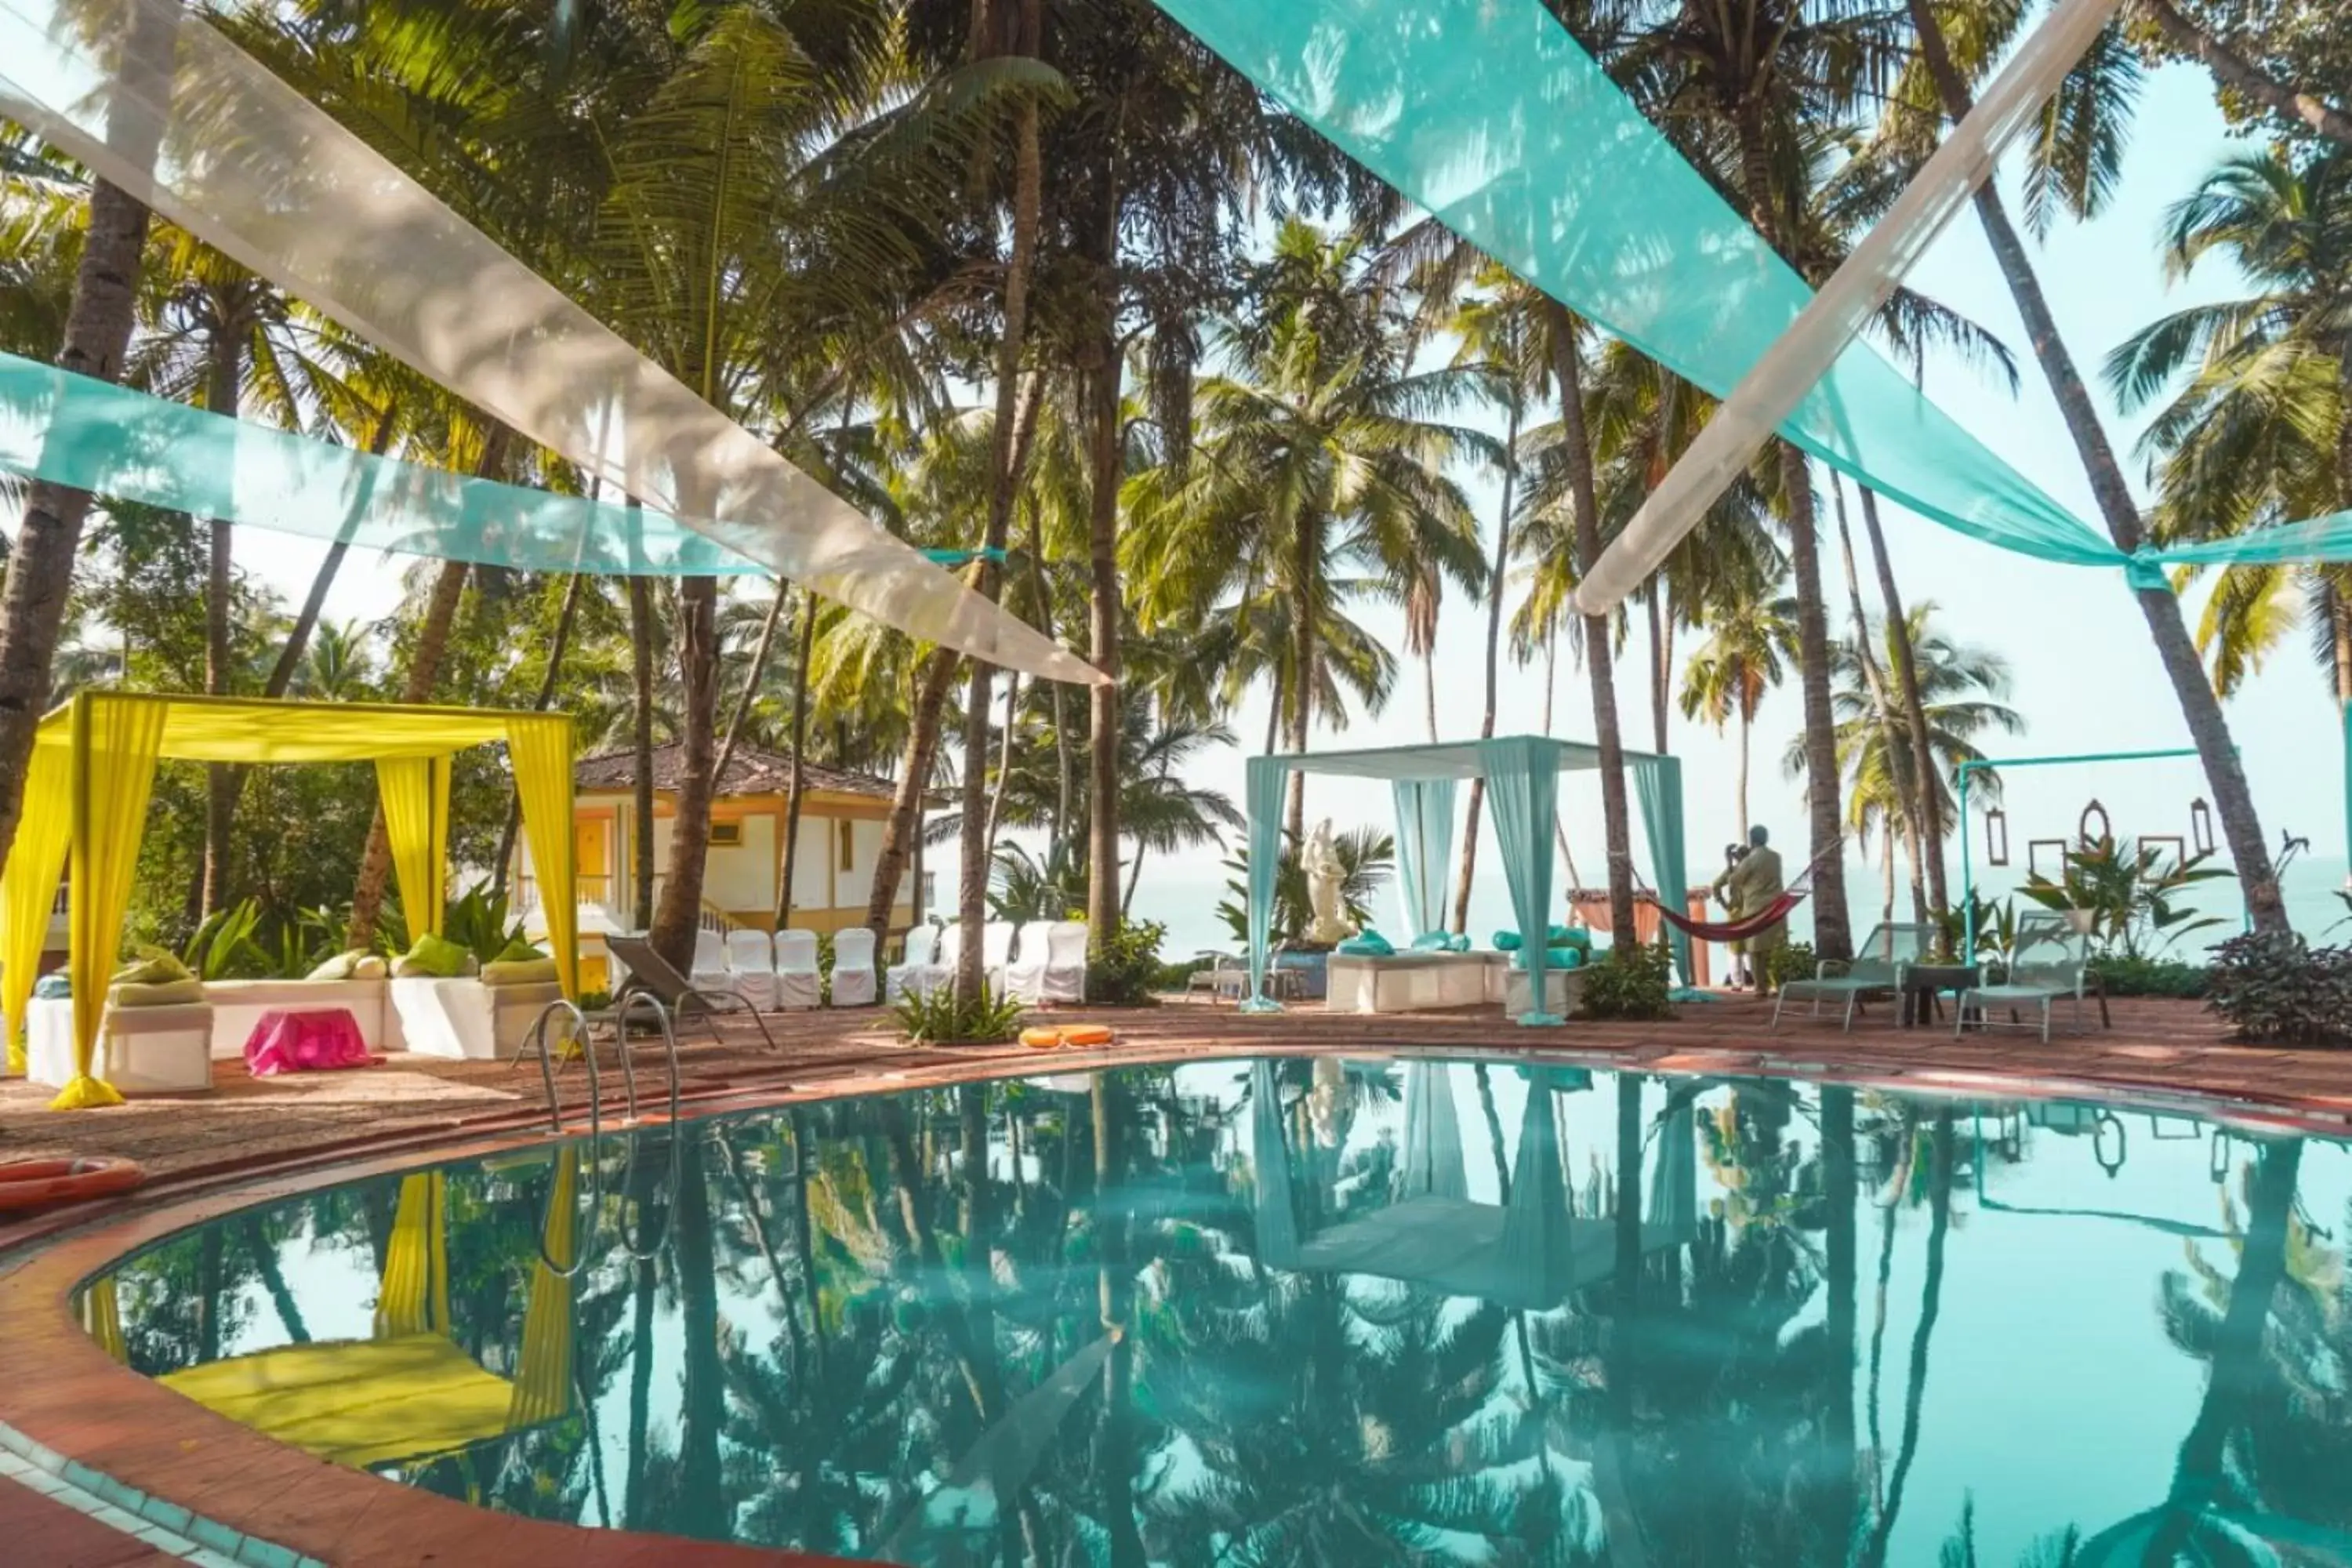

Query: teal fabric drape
left=1250, top=1062, right=1301, bottom=1266
left=1628, top=753, right=1692, bottom=982
left=1243, top=757, right=1287, bottom=1012
left=1399, top=1062, right=1469, bottom=1201
left=1391, top=779, right=1457, bottom=942
left=1480, top=737, right=1563, bottom=1025
left=2342, top=702, right=2350, bottom=873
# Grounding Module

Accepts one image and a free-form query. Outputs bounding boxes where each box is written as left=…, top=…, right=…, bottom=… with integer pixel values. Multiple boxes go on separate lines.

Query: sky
left=214, top=60, right=2349, bottom=956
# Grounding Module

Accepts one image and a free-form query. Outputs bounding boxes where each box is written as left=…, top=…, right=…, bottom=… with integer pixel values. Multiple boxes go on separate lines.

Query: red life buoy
left=0, top=1156, right=145, bottom=1212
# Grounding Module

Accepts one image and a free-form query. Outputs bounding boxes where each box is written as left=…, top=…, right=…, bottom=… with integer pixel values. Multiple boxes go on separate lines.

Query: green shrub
left=2089, top=953, right=2209, bottom=999
left=895, top=980, right=1025, bottom=1045
left=1765, top=942, right=1817, bottom=991
left=1579, top=938, right=1675, bottom=1022
left=1086, top=920, right=1168, bottom=1007
left=2205, top=932, right=2352, bottom=1047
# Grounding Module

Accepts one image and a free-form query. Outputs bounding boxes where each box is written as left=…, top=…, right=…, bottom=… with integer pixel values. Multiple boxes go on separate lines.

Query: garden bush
left=2205, top=932, right=2352, bottom=1047
left=894, top=980, right=1025, bottom=1045
left=1765, top=942, right=1817, bottom=992
left=1086, top=920, right=1168, bottom=1007
left=1580, top=938, right=1675, bottom=1022
left=2088, top=953, right=2209, bottom=999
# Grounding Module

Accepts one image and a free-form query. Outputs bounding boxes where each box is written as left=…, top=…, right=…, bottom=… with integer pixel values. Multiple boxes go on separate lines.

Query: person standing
left=1716, top=825, right=1787, bottom=994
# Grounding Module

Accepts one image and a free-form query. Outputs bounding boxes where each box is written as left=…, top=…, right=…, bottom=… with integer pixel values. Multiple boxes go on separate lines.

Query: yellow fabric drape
left=506, top=715, right=579, bottom=998
left=80, top=1277, right=127, bottom=1365
left=506, top=1147, right=578, bottom=1428
left=58, top=695, right=167, bottom=1109
left=376, top=755, right=452, bottom=938
left=1, top=742, right=71, bottom=1074
left=375, top=1172, right=450, bottom=1339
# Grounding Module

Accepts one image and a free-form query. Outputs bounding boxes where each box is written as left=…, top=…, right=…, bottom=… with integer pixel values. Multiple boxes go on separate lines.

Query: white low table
left=27, top=995, right=214, bottom=1093
left=1325, top=953, right=1500, bottom=1014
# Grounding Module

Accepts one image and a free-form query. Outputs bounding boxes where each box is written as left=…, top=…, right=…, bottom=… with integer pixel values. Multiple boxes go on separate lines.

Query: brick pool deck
left=3, top=991, right=2350, bottom=1563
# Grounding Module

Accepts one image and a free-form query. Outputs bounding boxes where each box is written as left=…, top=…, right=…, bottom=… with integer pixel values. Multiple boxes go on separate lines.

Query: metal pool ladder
left=524, top=993, right=684, bottom=1136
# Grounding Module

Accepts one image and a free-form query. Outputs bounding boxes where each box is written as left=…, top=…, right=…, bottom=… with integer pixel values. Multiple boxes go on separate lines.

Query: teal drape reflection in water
left=75, top=1062, right=2352, bottom=1566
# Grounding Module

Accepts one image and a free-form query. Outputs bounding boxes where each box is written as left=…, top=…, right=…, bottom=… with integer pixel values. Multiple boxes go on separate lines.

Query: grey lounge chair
left=1772, top=921, right=1935, bottom=1033
left=605, top=933, right=775, bottom=1049
left=1956, top=913, right=2088, bottom=1044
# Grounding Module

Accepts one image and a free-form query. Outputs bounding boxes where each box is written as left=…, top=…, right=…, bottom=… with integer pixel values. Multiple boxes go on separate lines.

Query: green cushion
left=108, top=978, right=206, bottom=1008
left=495, top=936, right=548, bottom=964
left=481, top=957, right=561, bottom=987
left=114, top=950, right=193, bottom=986
left=395, top=932, right=474, bottom=978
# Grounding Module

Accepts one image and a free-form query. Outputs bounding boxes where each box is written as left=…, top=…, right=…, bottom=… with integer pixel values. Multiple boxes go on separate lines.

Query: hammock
left=1655, top=844, right=1841, bottom=943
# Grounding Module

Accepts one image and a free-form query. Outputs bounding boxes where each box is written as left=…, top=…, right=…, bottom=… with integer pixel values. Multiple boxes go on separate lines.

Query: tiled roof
left=573, top=741, right=909, bottom=801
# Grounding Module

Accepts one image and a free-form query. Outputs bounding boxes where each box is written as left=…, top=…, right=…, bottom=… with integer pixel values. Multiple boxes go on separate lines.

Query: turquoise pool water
left=78, top=1058, right=2352, bottom=1566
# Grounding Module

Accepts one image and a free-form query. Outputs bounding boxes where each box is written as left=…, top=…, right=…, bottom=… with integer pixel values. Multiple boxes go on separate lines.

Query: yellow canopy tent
left=142, top=1153, right=581, bottom=1468
left=0, top=692, right=579, bottom=1108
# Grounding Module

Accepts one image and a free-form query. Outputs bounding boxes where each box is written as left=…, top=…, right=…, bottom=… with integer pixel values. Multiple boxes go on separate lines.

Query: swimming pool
left=74, top=1056, right=2352, bottom=1565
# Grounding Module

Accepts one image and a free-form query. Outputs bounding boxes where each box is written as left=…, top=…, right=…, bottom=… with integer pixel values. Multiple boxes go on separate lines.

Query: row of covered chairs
left=688, top=927, right=877, bottom=1011
left=887, top=919, right=1087, bottom=1005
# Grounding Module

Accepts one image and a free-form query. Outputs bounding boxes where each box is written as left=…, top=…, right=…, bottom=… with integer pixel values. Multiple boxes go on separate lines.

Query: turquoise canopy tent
left=1243, top=736, right=1690, bottom=1025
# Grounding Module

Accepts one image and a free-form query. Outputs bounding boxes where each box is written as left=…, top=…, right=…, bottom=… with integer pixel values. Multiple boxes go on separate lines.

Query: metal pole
left=1958, top=764, right=1976, bottom=958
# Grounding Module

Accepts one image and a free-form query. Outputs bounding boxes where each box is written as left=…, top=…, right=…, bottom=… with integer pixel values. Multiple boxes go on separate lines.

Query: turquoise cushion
left=1513, top=946, right=1587, bottom=971
left=33, top=972, right=70, bottom=999
left=1492, top=930, right=1523, bottom=953
left=1337, top=931, right=1395, bottom=956
left=1447, top=934, right=1472, bottom=953
left=1556, top=927, right=1593, bottom=954
left=1410, top=931, right=1454, bottom=952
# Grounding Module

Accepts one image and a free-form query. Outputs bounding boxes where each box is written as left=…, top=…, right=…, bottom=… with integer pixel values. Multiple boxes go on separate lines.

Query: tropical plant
left=2019, top=837, right=2233, bottom=959
left=1579, top=938, right=1676, bottom=1021
left=1215, top=826, right=1396, bottom=948
left=1681, top=582, right=1801, bottom=837
left=1083, top=919, right=1168, bottom=1007
left=892, top=978, right=1025, bottom=1045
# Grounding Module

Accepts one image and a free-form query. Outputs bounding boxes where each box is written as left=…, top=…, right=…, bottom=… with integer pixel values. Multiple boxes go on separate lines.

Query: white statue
left=1302, top=818, right=1356, bottom=944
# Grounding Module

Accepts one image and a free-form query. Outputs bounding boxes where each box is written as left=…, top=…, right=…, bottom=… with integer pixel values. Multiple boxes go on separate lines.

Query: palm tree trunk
left=1907, top=0, right=2288, bottom=935
left=648, top=575, right=720, bottom=971
left=958, top=20, right=1046, bottom=1007
left=201, top=328, right=248, bottom=920
left=984, top=670, right=1018, bottom=850
left=628, top=573, right=657, bottom=933
left=1544, top=302, right=1639, bottom=942
left=713, top=578, right=789, bottom=789
left=1732, top=100, right=1853, bottom=960
left=1028, top=496, right=1073, bottom=874
left=1737, top=704, right=1752, bottom=840
left=492, top=572, right=586, bottom=897
left=1859, top=1110, right=1953, bottom=1568
left=1646, top=590, right=1669, bottom=753
left=1831, top=477, right=1927, bottom=923
left=1285, top=508, right=1319, bottom=846
left=2134, top=0, right=2352, bottom=147
left=261, top=402, right=398, bottom=700
left=773, top=597, right=817, bottom=931
left=1857, top=486, right=1948, bottom=916
left=866, top=648, right=960, bottom=945
left=1087, top=314, right=1125, bottom=945
left=0, top=9, right=176, bottom=884
left=1453, top=367, right=1523, bottom=934
left=1881, top=829, right=1896, bottom=921
left=347, top=557, right=473, bottom=949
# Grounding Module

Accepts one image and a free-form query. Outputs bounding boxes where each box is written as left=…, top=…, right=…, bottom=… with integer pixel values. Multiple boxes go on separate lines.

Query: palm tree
left=1793, top=604, right=2024, bottom=920
left=2105, top=147, right=2352, bottom=724
left=1680, top=584, right=1801, bottom=837
left=1900, top=0, right=2292, bottom=935
left=1125, top=217, right=1490, bottom=843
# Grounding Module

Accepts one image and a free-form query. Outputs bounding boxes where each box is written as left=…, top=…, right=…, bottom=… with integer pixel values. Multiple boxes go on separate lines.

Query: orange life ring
left=1057, top=1024, right=1115, bottom=1048
left=1020, top=1027, right=1065, bottom=1051
left=0, top=1156, right=145, bottom=1211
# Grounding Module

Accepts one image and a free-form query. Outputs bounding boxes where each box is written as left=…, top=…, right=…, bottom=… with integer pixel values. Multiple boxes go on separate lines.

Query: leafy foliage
left=1216, top=826, right=1395, bottom=947
left=893, top=979, right=1025, bottom=1046
left=2089, top=953, right=2211, bottom=998
left=2205, top=931, right=2352, bottom=1046
left=1084, top=919, right=1167, bottom=1007
left=1579, top=938, right=1675, bottom=1021
left=1765, top=940, right=1817, bottom=991
left=372, top=879, right=529, bottom=965
left=2018, top=837, right=2231, bottom=959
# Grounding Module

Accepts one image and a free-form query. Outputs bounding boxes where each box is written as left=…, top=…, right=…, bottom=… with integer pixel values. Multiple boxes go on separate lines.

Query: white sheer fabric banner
left=0, top=0, right=1099, bottom=684
left=1572, top=0, right=2127, bottom=615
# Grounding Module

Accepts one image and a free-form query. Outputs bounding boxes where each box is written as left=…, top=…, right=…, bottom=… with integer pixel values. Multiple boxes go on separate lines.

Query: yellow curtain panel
left=60, top=695, right=168, bottom=1109
left=375, top=755, right=452, bottom=938
left=0, top=741, right=70, bottom=1074
left=505, top=714, right=579, bottom=998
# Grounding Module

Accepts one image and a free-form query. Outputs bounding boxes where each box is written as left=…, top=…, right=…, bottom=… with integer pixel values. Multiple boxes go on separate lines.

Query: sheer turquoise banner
left=0, top=350, right=761, bottom=576
left=1152, top=0, right=2352, bottom=581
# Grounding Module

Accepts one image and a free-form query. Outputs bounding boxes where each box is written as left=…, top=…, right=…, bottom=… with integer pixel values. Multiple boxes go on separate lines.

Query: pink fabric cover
left=244, top=1007, right=381, bottom=1076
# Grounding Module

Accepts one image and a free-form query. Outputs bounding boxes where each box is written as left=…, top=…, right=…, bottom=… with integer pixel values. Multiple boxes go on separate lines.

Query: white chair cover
left=829, top=927, right=877, bottom=1007
left=980, top=922, right=1019, bottom=992
left=690, top=929, right=732, bottom=997
left=1004, top=920, right=1056, bottom=1004
left=773, top=928, right=820, bottom=1011
left=887, top=923, right=945, bottom=1002
left=930, top=922, right=967, bottom=989
left=1041, top=920, right=1089, bottom=1004
left=724, top=928, right=778, bottom=1011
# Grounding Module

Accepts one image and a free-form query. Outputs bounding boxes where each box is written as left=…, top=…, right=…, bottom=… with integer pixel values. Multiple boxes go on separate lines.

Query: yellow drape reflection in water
left=0, top=741, right=68, bottom=1074
left=508, top=1147, right=579, bottom=1428
left=376, top=755, right=452, bottom=938
left=376, top=1171, right=452, bottom=1338
left=60, top=696, right=167, bottom=1109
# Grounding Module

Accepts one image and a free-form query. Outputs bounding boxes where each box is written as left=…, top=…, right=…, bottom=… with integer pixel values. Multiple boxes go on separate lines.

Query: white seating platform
left=1324, top=952, right=1504, bottom=1014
